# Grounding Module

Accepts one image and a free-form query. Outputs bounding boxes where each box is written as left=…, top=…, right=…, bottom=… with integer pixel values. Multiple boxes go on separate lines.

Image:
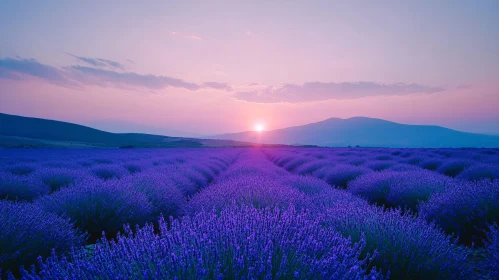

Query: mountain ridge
left=212, top=116, right=499, bottom=148
left=0, top=113, right=286, bottom=148
left=2, top=113, right=498, bottom=148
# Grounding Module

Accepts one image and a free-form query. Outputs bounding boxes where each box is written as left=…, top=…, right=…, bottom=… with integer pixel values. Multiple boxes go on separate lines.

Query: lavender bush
left=0, top=201, right=85, bottom=275
left=187, top=172, right=308, bottom=214
left=401, top=156, right=426, bottom=165
left=484, top=224, right=499, bottom=277
left=386, top=163, right=422, bottom=171
left=90, top=165, right=127, bottom=181
left=324, top=203, right=473, bottom=279
left=348, top=170, right=452, bottom=211
left=420, top=180, right=499, bottom=245
left=436, top=160, right=473, bottom=177
left=281, top=156, right=312, bottom=171
left=0, top=172, right=48, bottom=201
left=314, top=164, right=371, bottom=188
left=4, top=165, right=36, bottom=176
left=418, top=158, right=443, bottom=171
left=21, top=206, right=384, bottom=280
left=128, top=172, right=186, bottom=219
left=36, top=179, right=154, bottom=241
left=347, top=158, right=367, bottom=166
left=365, top=160, right=395, bottom=171
left=123, top=163, right=142, bottom=174
left=456, top=163, right=499, bottom=181
left=294, top=159, right=332, bottom=175
left=36, top=168, right=84, bottom=192
left=281, top=175, right=331, bottom=195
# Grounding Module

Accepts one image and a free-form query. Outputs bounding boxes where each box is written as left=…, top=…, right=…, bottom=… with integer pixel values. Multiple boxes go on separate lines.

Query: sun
left=254, top=124, right=264, bottom=132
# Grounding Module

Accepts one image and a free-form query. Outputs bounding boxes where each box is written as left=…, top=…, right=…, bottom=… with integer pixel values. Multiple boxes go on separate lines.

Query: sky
left=1, top=0, right=499, bottom=136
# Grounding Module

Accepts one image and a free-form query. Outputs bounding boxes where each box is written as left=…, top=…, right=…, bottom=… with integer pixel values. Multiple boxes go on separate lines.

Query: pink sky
left=1, top=1, right=499, bottom=135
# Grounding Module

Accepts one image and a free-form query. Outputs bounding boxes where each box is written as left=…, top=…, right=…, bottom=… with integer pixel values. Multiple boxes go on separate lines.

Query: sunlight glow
left=254, top=124, right=264, bottom=132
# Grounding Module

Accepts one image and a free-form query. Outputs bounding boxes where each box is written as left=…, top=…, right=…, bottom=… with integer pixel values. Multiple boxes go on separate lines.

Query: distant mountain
left=0, top=113, right=280, bottom=148
left=213, top=117, right=499, bottom=148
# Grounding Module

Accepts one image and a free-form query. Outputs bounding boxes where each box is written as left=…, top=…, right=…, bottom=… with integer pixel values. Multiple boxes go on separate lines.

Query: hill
left=213, top=117, right=499, bottom=148
left=0, top=113, right=282, bottom=148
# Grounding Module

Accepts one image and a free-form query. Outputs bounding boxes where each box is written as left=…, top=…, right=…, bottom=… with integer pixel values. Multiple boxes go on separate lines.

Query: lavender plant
left=0, top=201, right=85, bottom=275
left=4, top=164, right=36, bottom=176
left=420, top=180, right=499, bottom=245
left=456, top=163, right=499, bottom=181
left=324, top=203, right=473, bottom=279
left=35, top=179, right=153, bottom=241
left=348, top=170, right=452, bottom=211
left=293, top=159, right=332, bottom=175
left=0, top=172, right=48, bottom=201
left=21, top=205, right=384, bottom=280
left=90, top=165, right=127, bottom=180
left=484, top=224, right=499, bottom=277
left=365, top=160, right=395, bottom=171
left=418, top=158, right=443, bottom=171
left=314, top=164, right=371, bottom=188
left=128, top=172, right=186, bottom=219
left=36, top=168, right=84, bottom=192
left=436, top=160, right=473, bottom=177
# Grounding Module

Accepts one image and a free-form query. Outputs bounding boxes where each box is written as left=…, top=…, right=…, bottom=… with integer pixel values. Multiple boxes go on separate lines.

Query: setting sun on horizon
left=254, top=123, right=265, bottom=132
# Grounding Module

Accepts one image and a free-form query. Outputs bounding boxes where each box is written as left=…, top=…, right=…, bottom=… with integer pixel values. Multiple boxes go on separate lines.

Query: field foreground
left=1, top=148, right=499, bottom=279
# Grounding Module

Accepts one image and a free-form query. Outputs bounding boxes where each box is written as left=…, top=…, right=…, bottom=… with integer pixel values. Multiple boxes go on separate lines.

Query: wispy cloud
left=65, top=66, right=231, bottom=91
left=0, top=57, right=446, bottom=100
left=66, top=53, right=126, bottom=70
left=202, top=82, right=233, bottom=91
left=0, top=57, right=78, bottom=87
left=234, top=82, right=445, bottom=103
left=0, top=68, right=21, bottom=80
left=0, top=57, right=231, bottom=92
left=169, top=31, right=202, bottom=41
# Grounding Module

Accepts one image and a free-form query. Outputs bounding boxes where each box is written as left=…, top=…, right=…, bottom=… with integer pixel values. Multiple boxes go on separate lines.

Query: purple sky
left=1, top=0, right=499, bottom=135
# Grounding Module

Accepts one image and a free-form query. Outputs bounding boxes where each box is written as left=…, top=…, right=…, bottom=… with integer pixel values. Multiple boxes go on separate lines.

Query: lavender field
left=1, top=148, right=499, bottom=279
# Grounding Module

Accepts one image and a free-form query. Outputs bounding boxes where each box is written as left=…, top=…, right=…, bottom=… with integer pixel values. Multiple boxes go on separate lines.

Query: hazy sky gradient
left=1, top=0, right=498, bottom=135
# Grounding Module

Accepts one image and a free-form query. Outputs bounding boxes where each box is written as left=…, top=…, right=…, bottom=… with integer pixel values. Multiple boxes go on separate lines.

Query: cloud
left=0, top=57, right=231, bottom=92
left=66, top=65, right=203, bottom=90
left=169, top=31, right=202, bottom=41
left=234, top=82, right=445, bottom=103
left=0, top=57, right=78, bottom=87
left=202, top=82, right=233, bottom=91
left=0, top=68, right=21, bottom=80
left=0, top=57, right=445, bottom=100
left=66, top=53, right=126, bottom=70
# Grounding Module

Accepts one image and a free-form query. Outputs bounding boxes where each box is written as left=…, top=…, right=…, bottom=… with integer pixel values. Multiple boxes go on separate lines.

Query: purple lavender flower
left=420, top=180, right=499, bottom=245
left=21, top=205, right=384, bottom=279
left=0, top=200, right=85, bottom=275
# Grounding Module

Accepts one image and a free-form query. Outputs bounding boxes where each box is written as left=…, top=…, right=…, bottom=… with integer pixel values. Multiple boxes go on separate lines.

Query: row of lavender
left=264, top=148, right=499, bottom=276
left=0, top=148, right=241, bottom=277
left=0, top=149, right=243, bottom=201
left=1, top=148, right=498, bottom=279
